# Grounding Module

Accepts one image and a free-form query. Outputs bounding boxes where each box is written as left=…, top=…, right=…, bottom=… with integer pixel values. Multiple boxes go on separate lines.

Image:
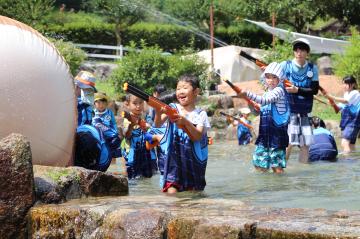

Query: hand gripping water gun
left=239, top=50, right=340, bottom=113
left=220, top=111, right=253, bottom=129
left=213, top=69, right=260, bottom=112
left=121, top=111, right=147, bottom=131
left=123, top=83, right=195, bottom=139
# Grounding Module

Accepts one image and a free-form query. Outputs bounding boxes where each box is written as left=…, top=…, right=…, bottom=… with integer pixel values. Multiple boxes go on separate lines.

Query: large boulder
left=34, top=165, right=128, bottom=204
left=317, top=56, right=333, bottom=75
left=0, top=134, right=35, bottom=238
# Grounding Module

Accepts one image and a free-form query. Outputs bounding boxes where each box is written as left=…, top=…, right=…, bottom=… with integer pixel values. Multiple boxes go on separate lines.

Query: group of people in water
left=73, top=38, right=360, bottom=194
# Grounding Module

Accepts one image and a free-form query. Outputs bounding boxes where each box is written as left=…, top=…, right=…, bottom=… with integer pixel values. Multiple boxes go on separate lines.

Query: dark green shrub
left=49, top=38, right=86, bottom=75
left=108, top=44, right=208, bottom=97
left=333, top=27, right=360, bottom=84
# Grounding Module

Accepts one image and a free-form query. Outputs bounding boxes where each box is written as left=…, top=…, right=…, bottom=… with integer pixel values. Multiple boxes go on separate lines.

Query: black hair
left=293, top=42, right=310, bottom=53
left=312, top=116, right=326, bottom=129
left=74, top=131, right=100, bottom=170
left=159, top=90, right=177, bottom=104
left=154, top=84, right=167, bottom=95
left=342, top=75, right=358, bottom=89
left=177, top=74, right=200, bottom=90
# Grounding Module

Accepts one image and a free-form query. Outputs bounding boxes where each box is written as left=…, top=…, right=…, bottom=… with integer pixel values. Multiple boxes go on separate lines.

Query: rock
left=100, top=209, right=169, bottom=239
left=207, top=95, right=234, bottom=109
left=80, top=62, right=118, bottom=81
left=167, top=217, right=202, bottom=239
left=317, top=56, right=333, bottom=75
left=34, top=165, right=128, bottom=204
left=29, top=195, right=360, bottom=238
left=0, top=133, right=35, bottom=238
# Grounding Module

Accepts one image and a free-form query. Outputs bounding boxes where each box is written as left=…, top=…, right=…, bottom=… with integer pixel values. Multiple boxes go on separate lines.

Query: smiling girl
left=238, top=62, right=290, bottom=174
left=154, top=74, right=210, bottom=194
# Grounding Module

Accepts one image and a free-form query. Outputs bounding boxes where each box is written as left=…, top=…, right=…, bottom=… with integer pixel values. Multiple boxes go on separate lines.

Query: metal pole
left=272, top=12, right=276, bottom=48
left=210, top=1, right=214, bottom=71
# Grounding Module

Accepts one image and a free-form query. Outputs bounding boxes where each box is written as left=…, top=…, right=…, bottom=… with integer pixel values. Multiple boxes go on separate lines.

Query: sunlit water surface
left=109, top=140, right=360, bottom=211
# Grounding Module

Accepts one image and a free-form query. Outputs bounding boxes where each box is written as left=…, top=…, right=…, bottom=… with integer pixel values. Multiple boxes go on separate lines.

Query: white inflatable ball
left=0, top=16, right=76, bottom=166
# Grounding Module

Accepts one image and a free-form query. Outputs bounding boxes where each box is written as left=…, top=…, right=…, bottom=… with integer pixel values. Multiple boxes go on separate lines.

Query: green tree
left=88, top=0, right=145, bottom=46
left=333, top=28, right=360, bottom=84
left=262, top=39, right=293, bottom=63
left=50, top=38, right=86, bottom=75
left=219, top=0, right=324, bottom=32
left=319, top=0, right=360, bottom=26
left=0, top=0, right=55, bottom=25
left=109, top=45, right=208, bottom=97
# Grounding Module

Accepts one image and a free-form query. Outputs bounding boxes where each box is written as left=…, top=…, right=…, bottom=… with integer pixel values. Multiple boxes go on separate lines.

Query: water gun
left=318, top=87, right=340, bottom=113
left=224, top=80, right=260, bottom=112
left=220, top=111, right=253, bottom=129
left=240, top=50, right=291, bottom=88
left=121, top=111, right=147, bottom=131
left=123, top=83, right=195, bottom=139
left=240, top=51, right=340, bottom=113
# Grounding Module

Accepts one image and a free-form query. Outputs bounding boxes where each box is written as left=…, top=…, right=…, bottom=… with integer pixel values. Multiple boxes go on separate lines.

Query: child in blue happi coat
left=92, top=92, right=121, bottom=158
left=236, top=107, right=253, bottom=145
left=74, top=124, right=112, bottom=171
left=324, top=76, right=360, bottom=153
left=309, top=116, right=338, bottom=162
left=238, top=62, right=290, bottom=174
left=74, top=71, right=97, bottom=126
left=154, top=74, right=210, bottom=194
left=121, top=94, right=157, bottom=179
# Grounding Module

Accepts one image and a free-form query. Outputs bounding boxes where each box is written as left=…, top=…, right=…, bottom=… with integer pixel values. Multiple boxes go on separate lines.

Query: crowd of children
left=72, top=37, right=359, bottom=193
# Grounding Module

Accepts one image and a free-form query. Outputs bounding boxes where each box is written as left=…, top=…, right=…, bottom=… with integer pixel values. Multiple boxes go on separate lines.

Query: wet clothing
left=92, top=109, right=121, bottom=158
left=309, top=127, right=338, bottom=162
left=247, top=86, right=290, bottom=149
left=339, top=91, right=360, bottom=144
left=281, top=60, right=318, bottom=147
left=77, top=97, right=93, bottom=126
left=246, top=86, right=290, bottom=169
left=281, top=60, right=319, bottom=114
left=237, top=119, right=252, bottom=145
left=74, top=125, right=112, bottom=172
left=252, top=145, right=286, bottom=169
left=161, top=103, right=210, bottom=192
left=288, top=113, right=313, bottom=146
left=121, top=119, right=157, bottom=179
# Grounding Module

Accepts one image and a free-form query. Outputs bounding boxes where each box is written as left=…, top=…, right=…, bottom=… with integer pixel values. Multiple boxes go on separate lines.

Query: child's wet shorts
left=252, top=145, right=286, bottom=169
left=342, top=126, right=360, bottom=144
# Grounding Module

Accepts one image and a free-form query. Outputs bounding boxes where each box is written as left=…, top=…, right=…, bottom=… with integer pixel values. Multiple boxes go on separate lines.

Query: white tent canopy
left=245, top=19, right=350, bottom=54
left=196, top=45, right=264, bottom=83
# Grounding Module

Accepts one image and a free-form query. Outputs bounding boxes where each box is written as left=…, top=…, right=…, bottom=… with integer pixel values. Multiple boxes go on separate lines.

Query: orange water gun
left=318, top=87, right=340, bottom=113
left=121, top=111, right=147, bottom=131
left=220, top=111, right=253, bottom=129
left=240, top=51, right=340, bottom=113
left=224, top=80, right=261, bottom=112
left=121, top=110, right=160, bottom=150
left=123, top=83, right=196, bottom=140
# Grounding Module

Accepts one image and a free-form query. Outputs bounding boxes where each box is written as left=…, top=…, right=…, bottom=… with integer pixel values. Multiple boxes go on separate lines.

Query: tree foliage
left=333, top=28, right=360, bottom=84
left=87, top=0, right=145, bottom=45
left=319, top=0, right=360, bottom=26
left=109, top=44, right=209, bottom=97
left=0, top=0, right=54, bottom=25
left=262, top=39, right=293, bottom=64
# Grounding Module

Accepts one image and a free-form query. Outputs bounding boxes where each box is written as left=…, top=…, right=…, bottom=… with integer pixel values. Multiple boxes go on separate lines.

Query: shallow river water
left=109, top=140, right=360, bottom=211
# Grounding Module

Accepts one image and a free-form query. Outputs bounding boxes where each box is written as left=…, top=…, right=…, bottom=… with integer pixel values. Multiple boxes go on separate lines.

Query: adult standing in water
left=281, top=38, right=319, bottom=162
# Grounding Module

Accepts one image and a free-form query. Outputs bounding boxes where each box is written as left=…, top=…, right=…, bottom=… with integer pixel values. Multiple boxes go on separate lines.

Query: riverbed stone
left=100, top=209, right=169, bottom=239
left=34, top=165, right=128, bottom=203
left=0, top=133, right=35, bottom=238
left=29, top=196, right=360, bottom=239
